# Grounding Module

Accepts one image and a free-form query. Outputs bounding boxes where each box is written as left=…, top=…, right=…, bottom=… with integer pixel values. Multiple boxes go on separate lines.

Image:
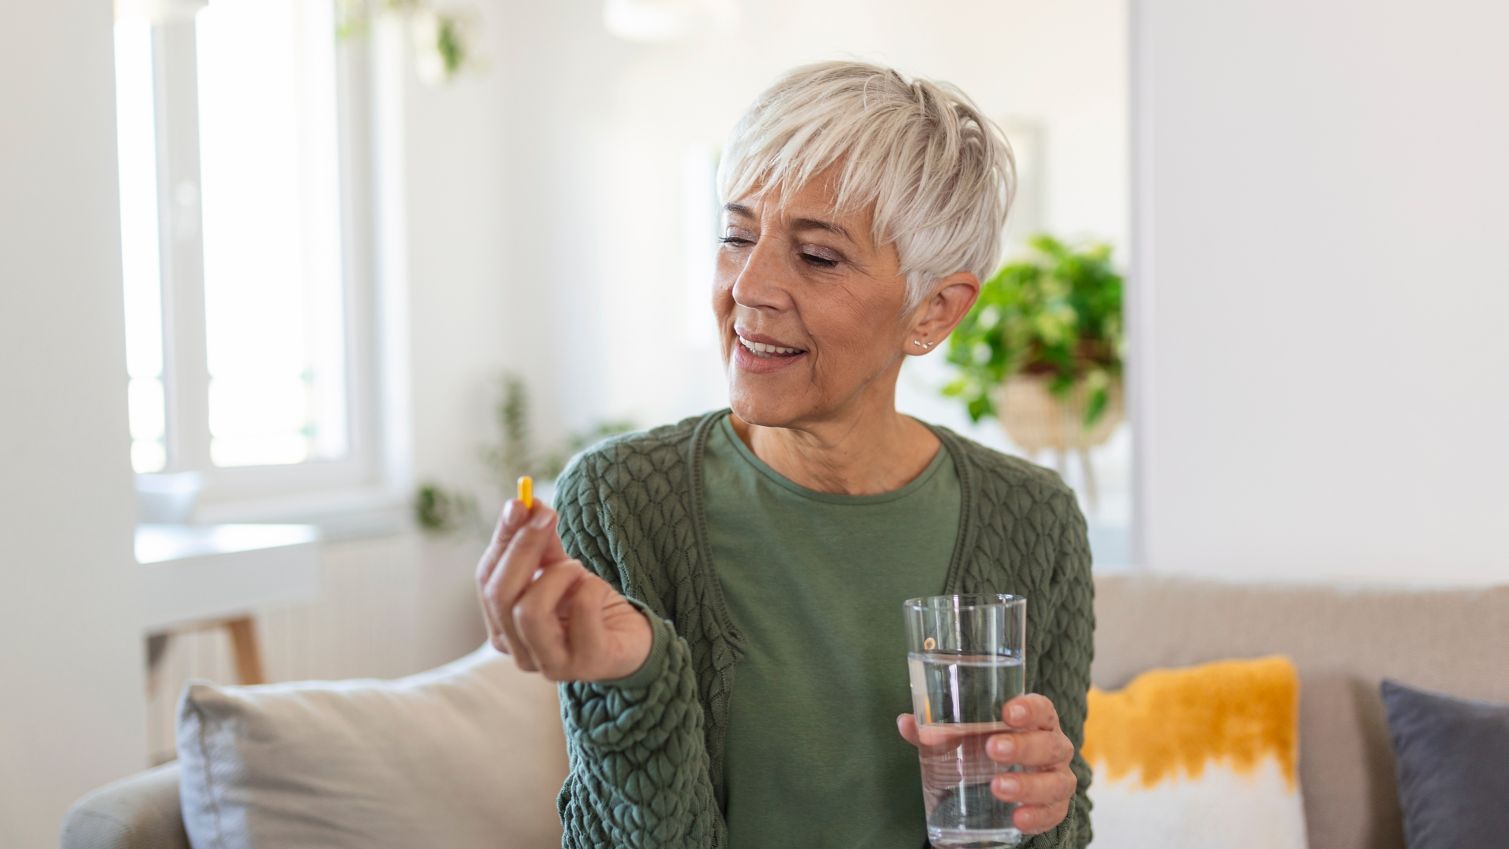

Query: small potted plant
left=415, top=369, right=636, bottom=536
left=942, top=233, right=1125, bottom=506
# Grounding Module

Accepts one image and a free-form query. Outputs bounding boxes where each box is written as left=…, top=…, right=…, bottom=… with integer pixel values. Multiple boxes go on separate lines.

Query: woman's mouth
left=733, top=333, right=807, bottom=373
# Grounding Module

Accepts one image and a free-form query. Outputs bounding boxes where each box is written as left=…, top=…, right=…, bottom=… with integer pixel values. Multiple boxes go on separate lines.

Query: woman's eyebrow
left=790, top=217, right=854, bottom=244
left=722, top=203, right=855, bottom=244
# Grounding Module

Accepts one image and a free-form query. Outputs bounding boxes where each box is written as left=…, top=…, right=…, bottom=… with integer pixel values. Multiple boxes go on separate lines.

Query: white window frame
left=132, top=12, right=398, bottom=528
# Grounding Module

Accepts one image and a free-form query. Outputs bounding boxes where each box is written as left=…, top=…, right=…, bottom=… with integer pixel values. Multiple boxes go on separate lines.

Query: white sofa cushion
left=176, top=642, right=566, bottom=849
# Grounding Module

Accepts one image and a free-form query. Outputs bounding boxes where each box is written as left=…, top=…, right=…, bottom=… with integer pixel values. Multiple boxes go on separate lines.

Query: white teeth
left=738, top=336, right=804, bottom=356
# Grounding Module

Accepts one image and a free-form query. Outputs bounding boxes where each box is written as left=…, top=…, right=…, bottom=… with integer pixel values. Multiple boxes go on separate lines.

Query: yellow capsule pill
left=517, top=475, right=533, bottom=510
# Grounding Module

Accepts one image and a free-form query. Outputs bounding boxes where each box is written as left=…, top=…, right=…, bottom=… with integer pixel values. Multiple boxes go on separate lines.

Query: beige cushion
left=1092, top=572, right=1509, bottom=849
left=176, top=642, right=568, bottom=849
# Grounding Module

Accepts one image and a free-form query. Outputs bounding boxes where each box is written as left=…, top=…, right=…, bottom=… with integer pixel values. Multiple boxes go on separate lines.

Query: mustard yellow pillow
left=1083, top=655, right=1306, bottom=849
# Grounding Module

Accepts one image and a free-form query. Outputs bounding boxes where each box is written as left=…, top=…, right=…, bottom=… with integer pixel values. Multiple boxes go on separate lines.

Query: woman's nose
left=729, top=238, right=791, bottom=310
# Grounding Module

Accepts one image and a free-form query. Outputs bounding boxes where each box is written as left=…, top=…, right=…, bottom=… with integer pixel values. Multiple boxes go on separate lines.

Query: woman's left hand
left=896, top=692, right=1077, bottom=835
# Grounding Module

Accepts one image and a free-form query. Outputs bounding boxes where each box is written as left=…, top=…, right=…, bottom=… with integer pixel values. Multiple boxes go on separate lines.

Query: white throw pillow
left=1082, top=655, right=1307, bottom=849
left=176, top=642, right=567, bottom=849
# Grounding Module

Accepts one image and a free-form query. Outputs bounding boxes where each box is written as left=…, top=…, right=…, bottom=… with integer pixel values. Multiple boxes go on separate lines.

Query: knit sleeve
left=551, top=452, right=723, bottom=849
left=1022, top=489, right=1096, bottom=849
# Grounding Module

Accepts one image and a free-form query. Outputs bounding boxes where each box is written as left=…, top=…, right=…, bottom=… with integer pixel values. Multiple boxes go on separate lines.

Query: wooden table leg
left=224, top=616, right=266, bottom=685
left=145, top=632, right=171, bottom=695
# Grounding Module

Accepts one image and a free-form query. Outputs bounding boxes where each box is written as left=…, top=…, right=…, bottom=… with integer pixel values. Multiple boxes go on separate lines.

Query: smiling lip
left=731, top=329, right=808, bottom=374
left=734, top=329, right=805, bottom=350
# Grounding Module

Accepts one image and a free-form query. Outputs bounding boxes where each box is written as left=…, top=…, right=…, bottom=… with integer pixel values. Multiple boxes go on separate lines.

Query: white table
left=135, top=523, right=322, bottom=686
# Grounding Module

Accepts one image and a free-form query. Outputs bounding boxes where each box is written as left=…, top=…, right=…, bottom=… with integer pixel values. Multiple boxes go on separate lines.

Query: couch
left=61, top=572, right=1509, bottom=849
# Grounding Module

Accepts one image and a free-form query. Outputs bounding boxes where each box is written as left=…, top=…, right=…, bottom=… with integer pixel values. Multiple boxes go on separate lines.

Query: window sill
left=189, top=485, right=416, bottom=543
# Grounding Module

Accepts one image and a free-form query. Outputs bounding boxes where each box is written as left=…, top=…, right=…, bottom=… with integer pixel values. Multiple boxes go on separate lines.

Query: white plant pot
left=135, top=471, right=204, bottom=524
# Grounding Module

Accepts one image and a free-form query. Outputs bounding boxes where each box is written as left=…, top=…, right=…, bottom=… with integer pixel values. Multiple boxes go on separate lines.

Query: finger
left=479, top=580, right=530, bottom=667
left=478, top=499, right=570, bottom=587
left=523, top=502, right=572, bottom=567
left=896, top=716, right=977, bottom=750
left=484, top=508, right=562, bottom=668
left=477, top=533, right=519, bottom=658
left=986, top=729, right=1076, bottom=768
left=1012, top=800, right=1071, bottom=835
left=477, top=499, right=528, bottom=588
left=513, top=559, right=590, bottom=680
left=1003, top=693, right=1060, bottom=731
left=992, top=767, right=1078, bottom=807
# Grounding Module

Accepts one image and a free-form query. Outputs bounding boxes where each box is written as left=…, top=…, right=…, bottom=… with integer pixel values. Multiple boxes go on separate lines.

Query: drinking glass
left=903, top=594, right=1027, bottom=848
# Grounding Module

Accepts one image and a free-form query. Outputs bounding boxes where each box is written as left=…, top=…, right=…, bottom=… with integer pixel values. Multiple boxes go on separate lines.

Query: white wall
left=378, top=17, right=525, bottom=672
left=1131, top=0, right=1509, bottom=583
left=0, top=1, right=151, bottom=845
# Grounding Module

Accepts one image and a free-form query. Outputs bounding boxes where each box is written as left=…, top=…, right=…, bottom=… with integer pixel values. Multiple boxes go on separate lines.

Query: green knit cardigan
left=551, top=408, right=1095, bottom=849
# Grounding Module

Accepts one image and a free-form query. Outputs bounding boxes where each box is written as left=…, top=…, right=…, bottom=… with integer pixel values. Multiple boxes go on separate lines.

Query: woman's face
left=713, top=163, right=915, bottom=428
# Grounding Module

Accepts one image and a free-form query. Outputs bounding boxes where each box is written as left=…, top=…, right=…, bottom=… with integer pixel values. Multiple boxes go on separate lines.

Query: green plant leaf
left=1083, top=386, right=1108, bottom=428
left=939, top=232, right=1124, bottom=429
left=966, top=395, right=991, bottom=422
left=436, top=15, right=464, bottom=76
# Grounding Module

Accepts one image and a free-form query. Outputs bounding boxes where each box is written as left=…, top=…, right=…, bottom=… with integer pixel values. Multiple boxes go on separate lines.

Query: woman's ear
left=907, top=271, right=980, bottom=352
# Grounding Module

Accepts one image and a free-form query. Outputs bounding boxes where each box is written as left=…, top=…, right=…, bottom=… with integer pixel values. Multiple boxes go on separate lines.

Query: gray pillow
left=1379, top=678, right=1509, bottom=849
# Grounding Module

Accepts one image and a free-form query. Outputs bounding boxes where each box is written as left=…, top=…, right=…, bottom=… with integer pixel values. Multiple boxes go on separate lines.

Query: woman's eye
left=716, top=235, right=840, bottom=269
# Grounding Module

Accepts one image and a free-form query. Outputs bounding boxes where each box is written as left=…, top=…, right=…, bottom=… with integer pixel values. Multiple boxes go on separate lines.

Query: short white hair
left=716, top=59, right=1017, bottom=314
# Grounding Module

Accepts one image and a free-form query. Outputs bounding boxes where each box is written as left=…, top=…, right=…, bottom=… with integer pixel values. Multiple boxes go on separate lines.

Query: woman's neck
left=728, top=404, right=941, bottom=496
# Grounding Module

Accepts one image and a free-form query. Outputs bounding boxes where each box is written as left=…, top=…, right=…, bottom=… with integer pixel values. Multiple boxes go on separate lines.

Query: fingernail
left=529, top=510, right=554, bottom=529
left=503, top=501, right=523, bottom=527
left=1009, top=704, right=1027, bottom=723
left=991, top=736, right=1014, bottom=759
left=995, top=776, right=1020, bottom=796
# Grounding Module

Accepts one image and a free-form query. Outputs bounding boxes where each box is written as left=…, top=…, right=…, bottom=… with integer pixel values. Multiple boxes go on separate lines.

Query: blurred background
left=2, top=0, right=1506, bottom=845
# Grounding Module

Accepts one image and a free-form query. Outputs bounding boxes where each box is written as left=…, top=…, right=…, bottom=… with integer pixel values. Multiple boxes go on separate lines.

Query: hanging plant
left=335, top=0, right=482, bottom=83
left=942, top=233, right=1125, bottom=429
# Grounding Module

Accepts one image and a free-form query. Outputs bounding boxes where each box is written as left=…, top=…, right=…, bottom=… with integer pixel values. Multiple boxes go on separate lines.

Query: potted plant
left=942, top=233, right=1125, bottom=506
left=415, top=369, right=636, bottom=536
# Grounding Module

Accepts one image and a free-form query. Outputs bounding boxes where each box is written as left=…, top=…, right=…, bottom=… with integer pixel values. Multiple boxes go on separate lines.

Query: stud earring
left=912, top=339, right=934, bottom=349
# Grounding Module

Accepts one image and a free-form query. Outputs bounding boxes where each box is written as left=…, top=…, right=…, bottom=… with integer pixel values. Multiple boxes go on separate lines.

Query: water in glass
left=907, top=651, right=1025, bottom=848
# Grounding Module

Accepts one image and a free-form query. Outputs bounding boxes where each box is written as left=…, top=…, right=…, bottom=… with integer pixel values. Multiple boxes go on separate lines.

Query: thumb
left=897, top=713, right=922, bottom=748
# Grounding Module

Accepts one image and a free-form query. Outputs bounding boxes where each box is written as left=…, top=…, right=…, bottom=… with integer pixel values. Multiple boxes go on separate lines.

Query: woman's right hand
left=475, top=498, right=653, bottom=683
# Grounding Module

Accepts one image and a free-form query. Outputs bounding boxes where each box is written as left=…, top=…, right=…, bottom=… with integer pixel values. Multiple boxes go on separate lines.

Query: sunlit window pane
left=114, top=16, right=167, bottom=474
left=195, top=0, right=348, bottom=468
left=132, top=439, right=167, bottom=473
left=128, top=376, right=166, bottom=441
left=207, top=372, right=311, bottom=466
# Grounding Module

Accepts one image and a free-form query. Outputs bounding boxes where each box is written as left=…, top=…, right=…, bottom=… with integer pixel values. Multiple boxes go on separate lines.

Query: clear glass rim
left=902, top=593, right=1026, bottom=611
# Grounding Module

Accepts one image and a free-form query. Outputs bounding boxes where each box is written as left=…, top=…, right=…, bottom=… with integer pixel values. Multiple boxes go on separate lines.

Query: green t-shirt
left=702, top=412, right=962, bottom=848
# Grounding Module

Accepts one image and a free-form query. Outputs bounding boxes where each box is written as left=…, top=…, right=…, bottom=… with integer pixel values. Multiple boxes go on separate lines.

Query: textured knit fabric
left=703, top=411, right=960, bottom=847
left=553, top=408, right=1096, bottom=849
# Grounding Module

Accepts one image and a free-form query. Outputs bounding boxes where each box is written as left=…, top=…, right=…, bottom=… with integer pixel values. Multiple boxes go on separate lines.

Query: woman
left=476, top=60, right=1093, bottom=849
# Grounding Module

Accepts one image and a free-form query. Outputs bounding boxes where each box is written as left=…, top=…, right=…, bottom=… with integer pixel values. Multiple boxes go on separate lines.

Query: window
left=114, top=0, right=382, bottom=512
